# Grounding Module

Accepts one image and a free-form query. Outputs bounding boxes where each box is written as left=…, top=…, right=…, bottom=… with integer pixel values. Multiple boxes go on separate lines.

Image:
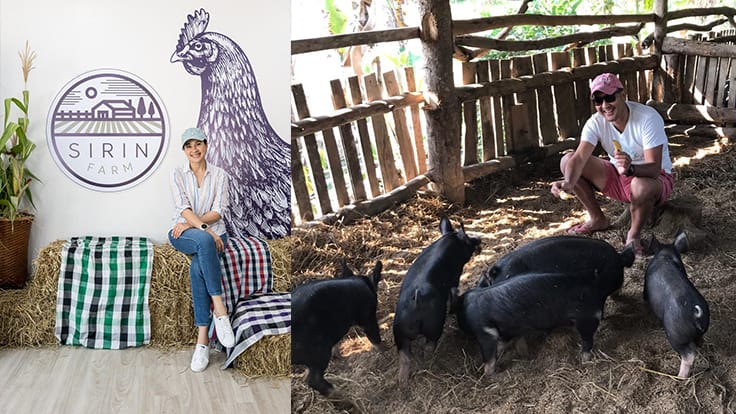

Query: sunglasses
left=592, top=93, right=618, bottom=105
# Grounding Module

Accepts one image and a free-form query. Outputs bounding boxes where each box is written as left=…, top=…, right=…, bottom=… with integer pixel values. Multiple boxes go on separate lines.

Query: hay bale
left=267, top=237, right=292, bottom=292
left=149, top=244, right=197, bottom=347
left=0, top=239, right=65, bottom=346
left=234, top=333, right=291, bottom=378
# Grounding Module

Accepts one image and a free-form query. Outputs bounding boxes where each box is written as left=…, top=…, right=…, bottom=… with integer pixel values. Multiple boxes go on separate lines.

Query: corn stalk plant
left=0, top=41, right=38, bottom=226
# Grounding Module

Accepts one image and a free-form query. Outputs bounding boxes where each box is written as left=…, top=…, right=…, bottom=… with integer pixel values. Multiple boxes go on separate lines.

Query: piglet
left=393, top=216, right=481, bottom=385
left=453, top=269, right=610, bottom=376
left=291, top=260, right=383, bottom=395
left=478, top=235, right=635, bottom=299
left=645, top=232, right=709, bottom=378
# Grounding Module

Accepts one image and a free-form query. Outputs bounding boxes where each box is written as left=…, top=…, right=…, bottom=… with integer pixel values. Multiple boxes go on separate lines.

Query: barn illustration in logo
left=47, top=69, right=169, bottom=192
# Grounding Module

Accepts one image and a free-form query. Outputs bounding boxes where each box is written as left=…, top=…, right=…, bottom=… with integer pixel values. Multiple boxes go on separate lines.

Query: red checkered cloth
left=210, top=236, right=273, bottom=345
left=219, top=236, right=273, bottom=314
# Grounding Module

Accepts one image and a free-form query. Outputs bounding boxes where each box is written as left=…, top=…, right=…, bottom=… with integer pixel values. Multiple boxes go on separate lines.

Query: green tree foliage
left=324, top=0, right=348, bottom=35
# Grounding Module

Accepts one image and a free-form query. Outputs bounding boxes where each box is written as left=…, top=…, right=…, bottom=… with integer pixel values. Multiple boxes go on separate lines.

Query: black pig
left=453, top=269, right=612, bottom=376
left=644, top=232, right=709, bottom=378
left=291, top=260, right=383, bottom=395
left=478, top=235, right=635, bottom=298
left=393, top=216, right=481, bottom=385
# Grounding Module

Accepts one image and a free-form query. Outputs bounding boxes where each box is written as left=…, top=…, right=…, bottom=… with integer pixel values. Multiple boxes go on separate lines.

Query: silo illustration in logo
left=47, top=69, right=169, bottom=192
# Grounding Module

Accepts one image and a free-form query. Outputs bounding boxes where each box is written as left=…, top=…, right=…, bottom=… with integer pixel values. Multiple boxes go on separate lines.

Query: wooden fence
left=663, top=30, right=736, bottom=107
left=292, top=43, right=657, bottom=224
left=291, top=6, right=736, bottom=225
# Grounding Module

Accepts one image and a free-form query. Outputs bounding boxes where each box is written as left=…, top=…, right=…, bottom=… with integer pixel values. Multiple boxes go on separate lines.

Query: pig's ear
left=440, top=216, right=454, bottom=235
left=457, top=222, right=467, bottom=238
left=370, top=261, right=383, bottom=289
left=338, top=260, right=354, bottom=278
left=674, top=231, right=689, bottom=254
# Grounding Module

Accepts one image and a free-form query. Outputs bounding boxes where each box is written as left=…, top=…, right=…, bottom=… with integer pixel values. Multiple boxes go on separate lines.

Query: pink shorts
left=600, top=162, right=674, bottom=204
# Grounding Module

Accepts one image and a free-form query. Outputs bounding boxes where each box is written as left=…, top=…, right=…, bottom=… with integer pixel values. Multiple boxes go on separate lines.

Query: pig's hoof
left=581, top=351, right=593, bottom=363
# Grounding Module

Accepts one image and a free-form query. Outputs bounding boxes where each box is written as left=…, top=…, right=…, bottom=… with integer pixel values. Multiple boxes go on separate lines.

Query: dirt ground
left=290, top=132, right=736, bottom=414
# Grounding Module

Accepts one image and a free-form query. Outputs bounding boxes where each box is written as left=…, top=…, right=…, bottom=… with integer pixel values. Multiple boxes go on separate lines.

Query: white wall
left=0, top=0, right=290, bottom=265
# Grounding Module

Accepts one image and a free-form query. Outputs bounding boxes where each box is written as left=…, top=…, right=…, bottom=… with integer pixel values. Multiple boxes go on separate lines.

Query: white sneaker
left=190, top=344, right=209, bottom=372
left=214, top=314, right=235, bottom=348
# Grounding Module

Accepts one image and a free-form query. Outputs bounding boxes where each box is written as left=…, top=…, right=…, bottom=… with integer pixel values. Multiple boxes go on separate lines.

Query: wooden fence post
left=292, top=84, right=333, bottom=216
left=475, top=60, right=496, bottom=161
left=348, top=76, right=382, bottom=197
left=512, top=55, right=540, bottom=150
left=291, top=135, right=313, bottom=222
left=462, top=62, right=479, bottom=165
left=331, top=79, right=367, bottom=201
left=419, top=0, right=464, bottom=205
left=651, top=0, right=667, bottom=101
left=364, top=72, right=402, bottom=192
left=404, top=67, right=428, bottom=173
left=549, top=51, right=578, bottom=138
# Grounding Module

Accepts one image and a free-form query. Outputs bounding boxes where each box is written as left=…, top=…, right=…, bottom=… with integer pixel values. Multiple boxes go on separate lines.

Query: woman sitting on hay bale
left=168, top=127, right=236, bottom=372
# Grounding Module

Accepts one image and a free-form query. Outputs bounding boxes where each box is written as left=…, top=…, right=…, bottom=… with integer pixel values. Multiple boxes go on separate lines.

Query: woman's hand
left=209, top=230, right=224, bottom=253
left=172, top=222, right=192, bottom=238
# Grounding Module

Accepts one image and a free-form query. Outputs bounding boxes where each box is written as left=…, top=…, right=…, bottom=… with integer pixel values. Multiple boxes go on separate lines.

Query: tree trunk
left=650, top=0, right=667, bottom=101
left=420, top=0, right=464, bottom=205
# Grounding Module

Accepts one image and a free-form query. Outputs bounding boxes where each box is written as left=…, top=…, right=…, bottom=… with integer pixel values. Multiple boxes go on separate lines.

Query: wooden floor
left=0, top=346, right=290, bottom=414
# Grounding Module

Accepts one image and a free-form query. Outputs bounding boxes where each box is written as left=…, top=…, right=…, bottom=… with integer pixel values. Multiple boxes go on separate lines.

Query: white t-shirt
left=581, top=101, right=672, bottom=174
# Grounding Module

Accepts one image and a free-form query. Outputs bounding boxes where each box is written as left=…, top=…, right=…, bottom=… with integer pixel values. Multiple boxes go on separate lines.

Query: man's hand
left=613, top=150, right=631, bottom=176
left=551, top=180, right=574, bottom=199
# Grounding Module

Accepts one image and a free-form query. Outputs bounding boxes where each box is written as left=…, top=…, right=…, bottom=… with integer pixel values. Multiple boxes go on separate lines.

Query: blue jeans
left=168, top=228, right=228, bottom=326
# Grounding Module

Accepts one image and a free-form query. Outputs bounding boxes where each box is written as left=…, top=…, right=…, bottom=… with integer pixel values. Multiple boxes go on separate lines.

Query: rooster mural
left=170, top=8, right=290, bottom=239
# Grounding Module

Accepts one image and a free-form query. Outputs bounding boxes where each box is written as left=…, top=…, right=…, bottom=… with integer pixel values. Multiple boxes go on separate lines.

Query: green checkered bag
left=55, top=236, right=153, bottom=349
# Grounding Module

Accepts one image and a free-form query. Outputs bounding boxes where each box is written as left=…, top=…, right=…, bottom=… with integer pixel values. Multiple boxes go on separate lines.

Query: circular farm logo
left=47, top=69, right=169, bottom=192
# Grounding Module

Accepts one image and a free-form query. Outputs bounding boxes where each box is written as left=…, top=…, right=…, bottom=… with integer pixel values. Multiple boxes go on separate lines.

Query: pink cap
left=590, top=73, right=624, bottom=97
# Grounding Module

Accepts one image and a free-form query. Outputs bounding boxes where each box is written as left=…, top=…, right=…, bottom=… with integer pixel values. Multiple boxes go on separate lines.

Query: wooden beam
left=453, top=14, right=655, bottom=36
left=662, top=36, right=736, bottom=58
left=648, top=100, right=736, bottom=124
left=455, top=56, right=659, bottom=103
left=456, top=24, right=643, bottom=52
left=300, top=174, right=431, bottom=227
left=291, top=92, right=425, bottom=137
left=420, top=0, right=464, bottom=205
left=665, top=124, right=736, bottom=138
left=651, top=0, right=667, bottom=101
left=641, top=18, right=729, bottom=47
left=667, top=7, right=736, bottom=22
left=291, top=27, right=420, bottom=55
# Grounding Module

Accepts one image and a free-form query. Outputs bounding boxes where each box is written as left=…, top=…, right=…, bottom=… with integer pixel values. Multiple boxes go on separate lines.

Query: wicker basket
left=0, top=215, right=33, bottom=288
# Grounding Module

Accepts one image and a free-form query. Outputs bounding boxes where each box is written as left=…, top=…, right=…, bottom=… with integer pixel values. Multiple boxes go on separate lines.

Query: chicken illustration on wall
left=170, top=8, right=290, bottom=239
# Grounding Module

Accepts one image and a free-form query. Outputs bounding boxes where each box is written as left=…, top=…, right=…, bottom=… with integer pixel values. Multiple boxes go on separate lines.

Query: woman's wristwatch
left=200, top=223, right=208, bottom=230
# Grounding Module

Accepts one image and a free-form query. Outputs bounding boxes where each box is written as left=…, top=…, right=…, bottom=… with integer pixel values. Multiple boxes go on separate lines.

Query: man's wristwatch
left=200, top=223, right=208, bottom=230
left=625, top=164, right=636, bottom=177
